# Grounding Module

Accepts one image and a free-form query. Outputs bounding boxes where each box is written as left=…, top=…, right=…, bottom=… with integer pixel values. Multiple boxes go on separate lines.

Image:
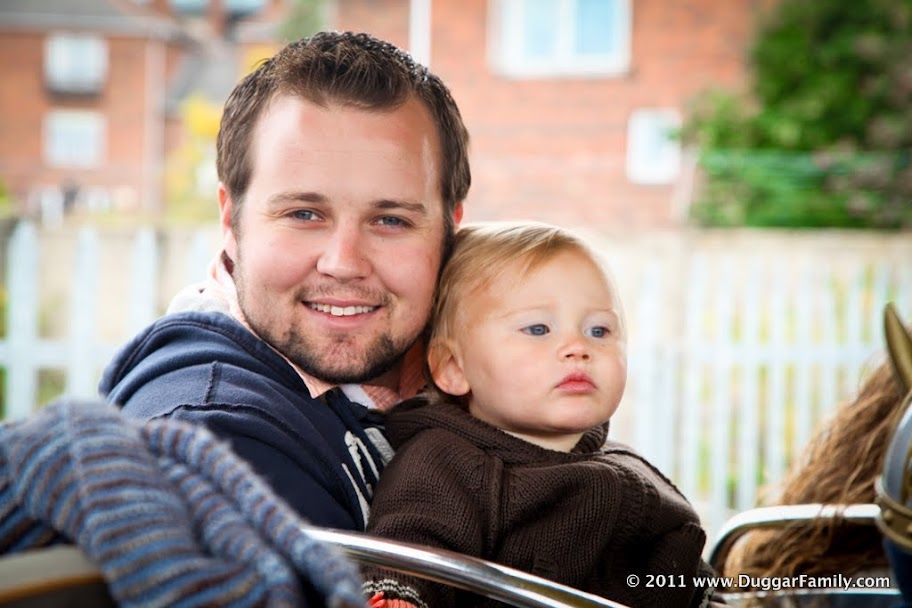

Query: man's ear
left=428, top=341, right=470, bottom=396
left=218, top=183, right=238, bottom=262
left=452, top=202, right=464, bottom=227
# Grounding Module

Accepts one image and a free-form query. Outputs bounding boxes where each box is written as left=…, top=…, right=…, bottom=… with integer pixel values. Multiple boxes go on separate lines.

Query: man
left=100, top=32, right=470, bottom=531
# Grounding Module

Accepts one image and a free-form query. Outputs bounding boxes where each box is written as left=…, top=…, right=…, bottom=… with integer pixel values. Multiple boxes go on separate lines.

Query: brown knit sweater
left=364, top=399, right=713, bottom=608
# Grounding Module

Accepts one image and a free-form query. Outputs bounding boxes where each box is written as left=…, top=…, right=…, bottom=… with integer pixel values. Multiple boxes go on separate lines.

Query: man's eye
left=521, top=324, right=550, bottom=336
left=290, top=209, right=320, bottom=221
left=586, top=326, right=611, bottom=338
left=376, top=216, right=411, bottom=228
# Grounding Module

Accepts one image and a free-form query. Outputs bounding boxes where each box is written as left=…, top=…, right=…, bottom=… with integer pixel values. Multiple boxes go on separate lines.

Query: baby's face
left=442, top=248, right=627, bottom=451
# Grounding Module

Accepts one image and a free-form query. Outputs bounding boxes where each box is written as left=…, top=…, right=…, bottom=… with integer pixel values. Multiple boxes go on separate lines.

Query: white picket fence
left=594, top=229, right=912, bottom=533
left=0, top=220, right=910, bottom=537
left=0, top=221, right=219, bottom=420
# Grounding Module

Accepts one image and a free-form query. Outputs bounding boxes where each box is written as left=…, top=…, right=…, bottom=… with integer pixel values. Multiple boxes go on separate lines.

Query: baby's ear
left=428, top=341, right=470, bottom=396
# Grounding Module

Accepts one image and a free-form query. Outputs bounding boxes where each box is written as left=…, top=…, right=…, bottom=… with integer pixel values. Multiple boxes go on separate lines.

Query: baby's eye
left=586, top=326, right=611, bottom=338
left=520, top=324, right=550, bottom=336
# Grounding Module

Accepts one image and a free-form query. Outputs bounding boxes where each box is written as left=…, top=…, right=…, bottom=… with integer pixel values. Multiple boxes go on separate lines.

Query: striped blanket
left=0, top=399, right=364, bottom=607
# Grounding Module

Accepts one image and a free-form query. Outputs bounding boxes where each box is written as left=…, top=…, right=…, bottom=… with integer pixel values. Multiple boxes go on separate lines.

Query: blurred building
left=0, top=0, right=768, bottom=229
left=0, top=0, right=281, bottom=221
left=333, top=0, right=769, bottom=229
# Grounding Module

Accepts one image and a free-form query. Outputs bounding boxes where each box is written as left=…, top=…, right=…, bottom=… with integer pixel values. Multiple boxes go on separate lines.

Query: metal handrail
left=307, top=527, right=628, bottom=608
left=708, top=503, right=880, bottom=572
left=0, top=529, right=627, bottom=608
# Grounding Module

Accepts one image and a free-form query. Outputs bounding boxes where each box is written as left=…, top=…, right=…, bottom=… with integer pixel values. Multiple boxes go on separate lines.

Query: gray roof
left=165, top=37, right=241, bottom=113
left=0, top=0, right=183, bottom=38
left=235, top=15, right=281, bottom=44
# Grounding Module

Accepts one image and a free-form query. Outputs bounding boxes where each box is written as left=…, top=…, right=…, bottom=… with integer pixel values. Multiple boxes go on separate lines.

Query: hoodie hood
left=99, top=311, right=309, bottom=412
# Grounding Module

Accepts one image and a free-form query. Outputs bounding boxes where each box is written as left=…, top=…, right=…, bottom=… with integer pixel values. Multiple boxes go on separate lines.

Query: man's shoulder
left=111, top=311, right=273, bottom=367
left=98, top=311, right=386, bottom=529
left=99, top=311, right=305, bottom=417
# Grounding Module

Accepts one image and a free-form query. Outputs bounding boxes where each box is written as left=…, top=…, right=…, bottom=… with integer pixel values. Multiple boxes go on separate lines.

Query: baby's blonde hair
left=427, top=221, right=620, bottom=398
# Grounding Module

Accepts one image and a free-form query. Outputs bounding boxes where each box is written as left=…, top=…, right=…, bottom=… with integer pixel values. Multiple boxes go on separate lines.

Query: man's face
left=221, top=94, right=451, bottom=387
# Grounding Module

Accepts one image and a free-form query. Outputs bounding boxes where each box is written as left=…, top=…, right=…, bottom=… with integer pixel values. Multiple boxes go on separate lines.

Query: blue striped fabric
left=0, top=400, right=364, bottom=608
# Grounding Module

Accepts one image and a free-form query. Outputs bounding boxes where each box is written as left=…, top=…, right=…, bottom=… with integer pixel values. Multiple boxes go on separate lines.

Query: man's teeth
left=309, top=303, right=376, bottom=316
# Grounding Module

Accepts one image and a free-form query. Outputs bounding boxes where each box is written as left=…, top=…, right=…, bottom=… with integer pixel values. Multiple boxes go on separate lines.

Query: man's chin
left=287, top=338, right=406, bottom=385
left=294, top=357, right=398, bottom=385
left=244, top=310, right=416, bottom=385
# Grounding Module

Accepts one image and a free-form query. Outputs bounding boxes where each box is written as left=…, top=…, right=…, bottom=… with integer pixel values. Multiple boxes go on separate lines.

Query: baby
left=365, top=222, right=714, bottom=608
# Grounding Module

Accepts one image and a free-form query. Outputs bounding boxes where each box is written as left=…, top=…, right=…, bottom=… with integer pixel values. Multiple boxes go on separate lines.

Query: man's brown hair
left=216, top=31, right=470, bottom=233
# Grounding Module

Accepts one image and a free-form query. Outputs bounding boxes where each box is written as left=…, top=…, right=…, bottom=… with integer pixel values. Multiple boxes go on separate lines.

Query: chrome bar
left=307, top=527, right=628, bottom=608
left=0, top=529, right=628, bottom=607
left=708, top=503, right=880, bottom=571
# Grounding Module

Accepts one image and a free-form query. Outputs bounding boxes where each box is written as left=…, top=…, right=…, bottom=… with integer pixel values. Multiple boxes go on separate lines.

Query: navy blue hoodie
left=99, top=311, right=391, bottom=531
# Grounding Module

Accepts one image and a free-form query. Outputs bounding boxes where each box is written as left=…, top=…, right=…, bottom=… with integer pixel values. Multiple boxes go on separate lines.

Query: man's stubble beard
left=261, top=316, right=407, bottom=385
left=233, top=254, right=421, bottom=385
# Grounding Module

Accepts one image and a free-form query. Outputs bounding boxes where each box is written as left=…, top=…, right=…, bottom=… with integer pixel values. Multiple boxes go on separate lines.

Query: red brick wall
left=335, top=0, right=771, bottom=230
left=0, top=31, right=49, bottom=197
left=335, top=0, right=411, bottom=49
left=0, top=31, right=160, bottom=213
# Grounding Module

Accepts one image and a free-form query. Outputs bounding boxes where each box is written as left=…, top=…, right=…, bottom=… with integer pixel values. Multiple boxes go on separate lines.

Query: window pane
left=45, top=35, right=107, bottom=93
left=493, top=0, right=630, bottom=76
left=575, top=0, right=618, bottom=55
left=626, top=109, right=682, bottom=184
left=170, top=0, right=265, bottom=12
left=522, top=0, right=559, bottom=60
left=45, top=111, right=105, bottom=167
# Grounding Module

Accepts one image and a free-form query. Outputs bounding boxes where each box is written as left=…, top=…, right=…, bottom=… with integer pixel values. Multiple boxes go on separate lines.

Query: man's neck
left=368, top=361, right=403, bottom=392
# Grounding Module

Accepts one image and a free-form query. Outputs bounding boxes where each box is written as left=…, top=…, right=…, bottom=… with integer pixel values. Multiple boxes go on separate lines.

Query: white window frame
left=490, top=0, right=632, bottom=78
left=626, top=108, right=682, bottom=185
left=44, top=110, right=106, bottom=168
left=44, top=33, right=108, bottom=94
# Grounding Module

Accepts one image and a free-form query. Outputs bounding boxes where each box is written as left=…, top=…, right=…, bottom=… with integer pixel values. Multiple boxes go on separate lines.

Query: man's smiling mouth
left=308, top=303, right=378, bottom=317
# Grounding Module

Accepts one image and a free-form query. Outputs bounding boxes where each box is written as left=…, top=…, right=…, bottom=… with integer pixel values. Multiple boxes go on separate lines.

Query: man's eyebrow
left=264, top=193, right=427, bottom=215
left=266, top=191, right=328, bottom=207
left=373, top=199, right=428, bottom=215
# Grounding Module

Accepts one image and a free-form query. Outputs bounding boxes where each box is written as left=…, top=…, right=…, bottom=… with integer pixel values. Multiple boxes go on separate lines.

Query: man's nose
left=558, top=334, right=591, bottom=361
left=315, top=224, right=371, bottom=281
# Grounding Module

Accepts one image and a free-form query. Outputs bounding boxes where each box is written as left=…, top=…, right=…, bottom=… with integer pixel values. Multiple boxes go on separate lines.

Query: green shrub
left=682, top=0, right=912, bottom=228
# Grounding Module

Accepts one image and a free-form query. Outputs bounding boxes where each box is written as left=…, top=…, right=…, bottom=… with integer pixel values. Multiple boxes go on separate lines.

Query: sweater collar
left=385, top=398, right=609, bottom=462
